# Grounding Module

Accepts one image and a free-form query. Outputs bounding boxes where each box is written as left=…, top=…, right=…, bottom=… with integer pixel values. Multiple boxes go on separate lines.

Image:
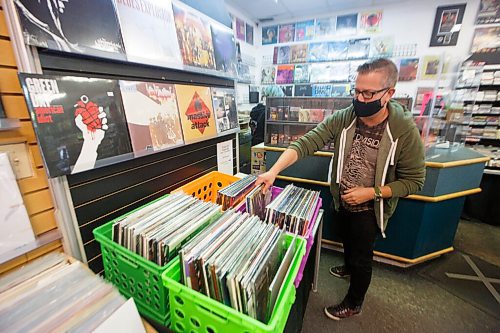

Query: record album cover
left=331, top=84, right=351, bottom=97
left=262, top=25, right=278, bottom=45
left=279, top=85, right=294, bottom=97
left=279, top=24, right=295, bottom=43
left=429, top=4, right=466, bottom=47
left=312, top=84, right=333, bottom=97
left=315, top=17, right=336, bottom=39
left=273, top=46, right=279, bottom=64
left=360, top=10, right=383, bottom=33
left=119, top=81, right=183, bottom=154
left=175, top=85, right=216, bottom=143
left=328, top=41, right=349, bottom=60
left=308, top=43, right=329, bottom=62
left=310, top=63, right=332, bottom=83
left=276, top=65, right=295, bottom=84
left=211, top=23, right=238, bottom=77
left=14, top=0, right=125, bottom=60
left=211, top=87, right=238, bottom=133
left=470, top=27, right=500, bottom=53
left=115, top=0, right=181, bottom=68
left=336, top=13, right=358, bottom=35
left=20, top=74, right=132, bottom=177
left=294, top=64, right=310, bottom=83
left=261, top=66, right=276, bottom=84
left=370, top=36, right=394, bottom=57
left=278, top=46, right=291, bottom=64
left=330, top=63, right=350, bottom=82
left=246, top=24, right=254, bottom=45
left=420, top=56, right=441, bottom=80
left=235, top=18, right=245, bottom=41
left=398, top=58, right=419, bottom=81
left=290, top=44, right=308, bottom=63
left=172, top=2, right=215, bottom=69
left=294, top=84, right=313, bottom=97
left=476, top=0, right=500, bottom=25
left=347, top=38, right=370, bottom=59
left=295, top=20, right=315, bottom=41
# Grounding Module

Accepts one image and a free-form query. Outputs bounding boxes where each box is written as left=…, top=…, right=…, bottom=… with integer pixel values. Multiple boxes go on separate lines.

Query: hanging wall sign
left=429, top=4, right=467, bottom=47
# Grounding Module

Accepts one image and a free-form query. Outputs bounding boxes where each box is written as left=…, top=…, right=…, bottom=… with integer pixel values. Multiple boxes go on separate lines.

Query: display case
left=264, top=96, right=413, bottom=151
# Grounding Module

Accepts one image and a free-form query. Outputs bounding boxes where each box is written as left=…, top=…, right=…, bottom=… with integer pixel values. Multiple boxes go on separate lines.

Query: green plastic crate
left=93, top=194, right=222, bottom=326
left=162, top=235, right=306, bottom=333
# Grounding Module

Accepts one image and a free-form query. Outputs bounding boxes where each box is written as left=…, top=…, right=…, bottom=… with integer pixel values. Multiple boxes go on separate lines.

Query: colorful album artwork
left=398, top=58, right=419, bottom=81
left=279, top=24, right=295, bottom=43
left=261, top=66, right=276, bottom=84
left=211, top=88, right=238, bottom=133
left=246, top=23, right=254, bottom=45
left=14, top=0, right=126, bottom=60
left=20, top=74, right=132, bottom=177
left=115, top=0, right=181, bottom=68
left=308, top=43, right=329, bottom=62
left=420, top=56, right=441, bottom=80
left=360, top=10, right=383, bottom=33
left=172, top=2, right=215, bottom=69
left=336, top=13, right=358, bottom=35
left=211, top=22, right=238, bottom=77
left=175, top=85, right=216, bottom=143
left=315, top=17, right=336, bottom=39
left=278, top=46, right=291, bottom=64
left=119, top=81, right=183, bottom=155
left=331, top=84, right=351, bottom=97
left=312, top=84, right=333, bottom=97
left=347, top=38, right=370, bottom=59
left=235, top=18, right=245, bottom=40
left=294, top=84, right=313, bottom=97
left=327, top=41, right=349, bottom=60
left=476, top=0, right=500, bottom=25
left=262, top=25, right=279, bottom=45
left=279, top=85, right=294, bottom=97
left=470, top=27, right=500, bottom=53
left=290, top=44, right=308, bottom=63
left=276, top=65, right=295, bottom=84
left=295, top=20, right=315, bottom=41
left=294, top=64, right=310, bottom=83
left=370, top=36, right=394, bottom=57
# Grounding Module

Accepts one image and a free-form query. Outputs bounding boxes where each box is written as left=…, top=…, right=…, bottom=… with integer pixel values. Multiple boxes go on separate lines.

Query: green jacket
left=289, top=100, right=425, bottom=237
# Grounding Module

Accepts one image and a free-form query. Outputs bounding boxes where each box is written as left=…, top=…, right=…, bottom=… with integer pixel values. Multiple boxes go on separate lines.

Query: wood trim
left=322, top=239, right=454, bottom=265
left=0, top=39, right=15, bottom=67
left=425, top=157, right=490, bottom=168
left=0, top=68, right=22, bottom=93
left=264, top=145, right=334, bottom=157
left=276, top=175, right=330, bottom=187
left=1, top=95, right=30, bottom=120
left=405, top=188, right=482, bottom=202
left=0, top=9, right=9, bottom=38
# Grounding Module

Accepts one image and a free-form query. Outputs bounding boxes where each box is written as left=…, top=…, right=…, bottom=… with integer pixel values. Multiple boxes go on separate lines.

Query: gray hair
left=357, top=58, right=399, bottom=87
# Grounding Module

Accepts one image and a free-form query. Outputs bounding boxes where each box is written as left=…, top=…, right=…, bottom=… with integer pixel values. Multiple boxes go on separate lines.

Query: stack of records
left=264, top=184, right=320, bottom=236
left=216, top=175, right=257, bottom=210
left=180, top=210, right=297, bottom=323
left=0, top=253, right=129, bottom=332
left=245, top=184, right=273, bottom=220
left=112, top=193, right=221, bottom=266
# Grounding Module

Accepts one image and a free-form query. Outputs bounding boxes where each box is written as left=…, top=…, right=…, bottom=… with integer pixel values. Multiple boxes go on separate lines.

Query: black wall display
left=20, top=74, right=132, bottom=177
left=14, top=0, right=126, bottom=60
left=429, top=4, right=467, bottom=47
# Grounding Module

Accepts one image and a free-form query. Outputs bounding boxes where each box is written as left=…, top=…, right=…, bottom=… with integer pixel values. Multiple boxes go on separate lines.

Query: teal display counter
left=264, top=145, right=490, bottom=266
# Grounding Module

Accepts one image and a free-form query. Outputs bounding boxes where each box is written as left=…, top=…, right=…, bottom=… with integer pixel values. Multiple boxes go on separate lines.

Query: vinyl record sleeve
left=14, top=0, right=125, bottom=60
left=20, top=74, right=132, bottom=177
left=211, top=87, right=239, bottom=134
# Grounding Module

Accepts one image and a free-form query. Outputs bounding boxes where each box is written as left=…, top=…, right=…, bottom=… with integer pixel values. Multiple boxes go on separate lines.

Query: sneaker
left=329, top=265, right=351, bottom=278
left=324, top=301, right=362, bottom=320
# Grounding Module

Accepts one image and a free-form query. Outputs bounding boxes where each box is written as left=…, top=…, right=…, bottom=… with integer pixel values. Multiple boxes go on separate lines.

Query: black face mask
left=352, top=97, right=386, bottom=118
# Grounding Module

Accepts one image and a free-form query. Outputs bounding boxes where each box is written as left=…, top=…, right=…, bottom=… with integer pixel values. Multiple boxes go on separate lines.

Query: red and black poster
left=20, top=74, right=132, bottom=177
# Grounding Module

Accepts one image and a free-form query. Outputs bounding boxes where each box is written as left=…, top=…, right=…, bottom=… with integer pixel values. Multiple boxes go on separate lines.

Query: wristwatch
left=374, top=186, right=383, bottom=201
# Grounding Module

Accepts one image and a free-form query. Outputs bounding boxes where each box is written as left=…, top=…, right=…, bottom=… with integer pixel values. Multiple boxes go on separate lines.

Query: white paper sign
left=217, top=140, right=234, bottom=175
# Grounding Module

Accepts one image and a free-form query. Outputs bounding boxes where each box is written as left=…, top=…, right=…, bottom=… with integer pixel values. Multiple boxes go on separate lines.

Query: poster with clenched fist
left=19, top=74, right=132, bottom=177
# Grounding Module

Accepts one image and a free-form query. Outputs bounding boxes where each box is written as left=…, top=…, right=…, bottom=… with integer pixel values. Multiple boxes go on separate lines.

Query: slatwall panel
left=37, top=50, right=238, bottom=274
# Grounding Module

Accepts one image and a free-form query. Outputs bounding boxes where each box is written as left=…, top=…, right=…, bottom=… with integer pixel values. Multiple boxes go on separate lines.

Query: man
left=256, top=58, right=425, bottom=320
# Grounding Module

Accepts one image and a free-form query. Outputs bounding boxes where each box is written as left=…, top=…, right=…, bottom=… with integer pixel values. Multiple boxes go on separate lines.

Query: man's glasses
left=350, top=87, right=390, bottom=100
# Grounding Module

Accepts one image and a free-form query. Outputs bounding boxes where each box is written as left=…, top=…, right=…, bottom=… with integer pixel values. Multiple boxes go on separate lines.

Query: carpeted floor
left=301, top=219, right=500, bottom=333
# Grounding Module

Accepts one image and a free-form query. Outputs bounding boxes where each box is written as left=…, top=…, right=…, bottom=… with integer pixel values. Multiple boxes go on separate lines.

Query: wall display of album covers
left=294, top=64, right=310, bottom=83
left=398, top=58, right=419, bottom=81
left=20, top=74, right=132, bottom=177
left=290, top=44, right=308, bottom=63
left=175, top=85, right=217, bottom=144
left=262, top=25, right=279, bottom=45
left=470, top=27, right=500, bottom=54
left=347, top=38, right=371, bottom=59
left=420, top=56, right=442, bottom=80
left=312, top=84, right=333, bottom=97
left=211, top=88, right=239, bottom=134
left=429, top=4, right=466, bottom=47
left=370, top=36, right=394, bottom=57
left=328, top=41, right=349, bottom=60
left=295, top=20, right=315, bottom=41
left=261, top=66, right=276, bottom=85
left=294, top=84, right=313, bottom=97
left=211, top=22, right=238, bottom=77
left=308, top=43, right=329, bottom=62
left=246, top=24, right=254, bottom=45
left=119, top=81, right=184, bottom=155
left=336, top=13, right=358, bottom=35
left=235, top=18, right=246, bottom=41
left=14, top=0, right=126, bottom=60
left=114, top=0, right=182, bottom=68
left=277, top=46, right=291, bottom=64
left=476, top=0, right=500, bottom=24
left=315, top=17, right=336, bottom=39
left=278, top=85, right=294, bottom=97
left=276, top=65, right=295, bottom=84
left=172, top=2, right=216, bottom=69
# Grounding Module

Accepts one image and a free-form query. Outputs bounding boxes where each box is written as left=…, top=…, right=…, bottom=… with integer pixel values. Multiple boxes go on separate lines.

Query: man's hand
left=255, top=170, right=278, bottom=194
left=341, top=187, right=375, bottom=206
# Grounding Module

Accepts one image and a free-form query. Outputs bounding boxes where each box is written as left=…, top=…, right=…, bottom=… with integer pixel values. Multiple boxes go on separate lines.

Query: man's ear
left=386, top=87, right=396, bottom=99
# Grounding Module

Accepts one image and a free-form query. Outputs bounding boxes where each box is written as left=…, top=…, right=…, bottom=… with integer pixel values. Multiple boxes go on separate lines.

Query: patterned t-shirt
left=340, top=118, right=388, bottom=212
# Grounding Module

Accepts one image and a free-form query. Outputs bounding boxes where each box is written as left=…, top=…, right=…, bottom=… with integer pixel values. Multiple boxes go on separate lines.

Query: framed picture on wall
left=262, top=25, right=278, bottom=45
left=235, top=18, right=246, bottom=41
left=246, top=24, right=254, bottom=45
left=476, top=0, right=500, bottom=25
left=429, top=4, right=466, bottom=47
left=360, top=10, right=383, bottom=33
